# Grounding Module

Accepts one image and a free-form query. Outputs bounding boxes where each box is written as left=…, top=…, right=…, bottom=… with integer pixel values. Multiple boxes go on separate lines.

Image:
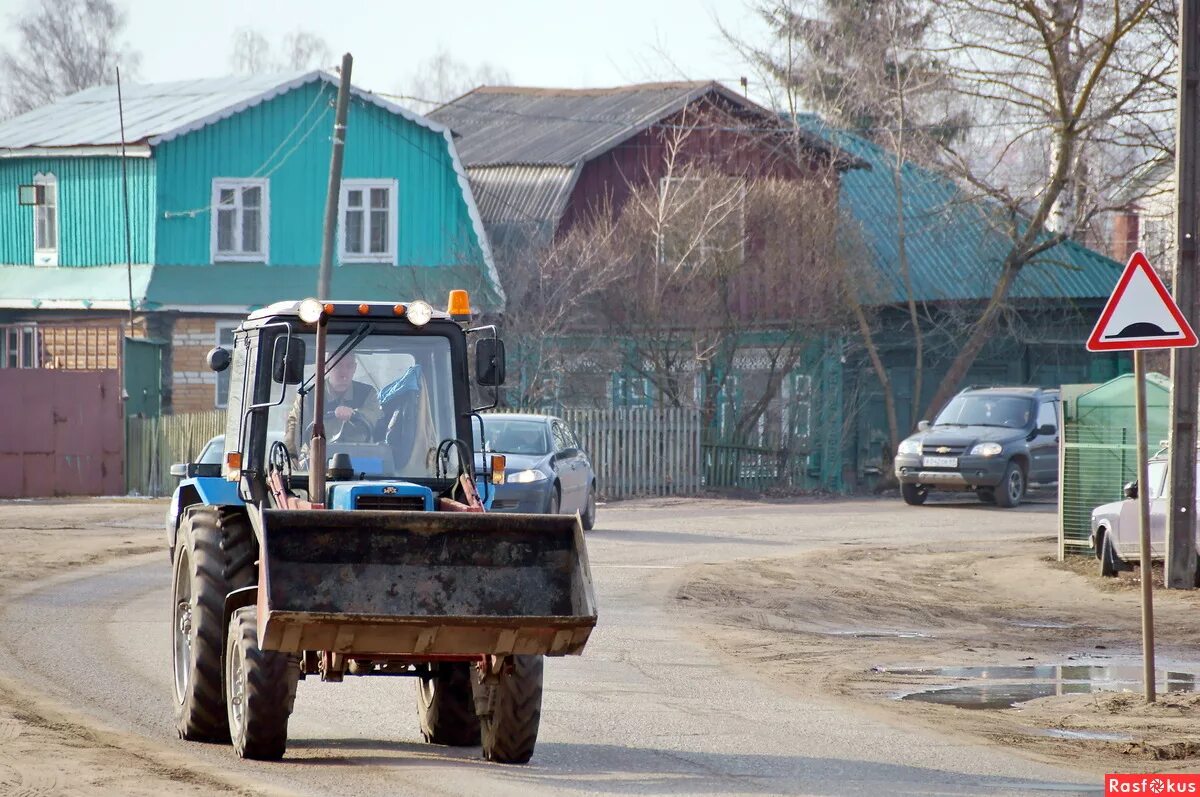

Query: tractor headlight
left=897, top=439, right=922, bottom=456
left=298, top=297, right=324, bottom=324
left=970, top=442, right=1003, bottom=457
left=407, top=300, right=433, bottom=327
left=507, top=469, right=548, bottom=484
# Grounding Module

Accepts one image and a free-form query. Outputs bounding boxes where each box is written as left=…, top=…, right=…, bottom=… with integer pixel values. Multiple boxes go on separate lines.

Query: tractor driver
left=285, top=355, right=381, bottom=452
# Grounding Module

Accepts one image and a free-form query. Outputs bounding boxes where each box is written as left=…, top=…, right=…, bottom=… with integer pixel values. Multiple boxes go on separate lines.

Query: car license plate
left=922, top=456, right=957, bottom=468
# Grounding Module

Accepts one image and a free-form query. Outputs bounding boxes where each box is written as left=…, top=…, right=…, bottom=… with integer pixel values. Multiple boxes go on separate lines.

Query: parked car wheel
left=1099, top=532, right=1121, bottom=578
left=581, top=486, right=596, bottom=531
left=901, top=483, right=928, bottom=506
left=975, top=488, right=995, bottom=504
left=547, top=487, right=560, bottom=515
left=994, top=461, right=1025, bottom=508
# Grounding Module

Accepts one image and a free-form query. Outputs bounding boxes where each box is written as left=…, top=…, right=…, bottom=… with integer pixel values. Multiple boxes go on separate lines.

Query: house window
left=33, top=173, right=57, bottom=266
left=340, top=179, right=397, bottom=264
left=211, top=179, right=269, bottom=262
left=2, top=325, right=39, bottom=368
left=215, top=322, right=237, bottom=407
left=611, top=373, right=653, bottom=409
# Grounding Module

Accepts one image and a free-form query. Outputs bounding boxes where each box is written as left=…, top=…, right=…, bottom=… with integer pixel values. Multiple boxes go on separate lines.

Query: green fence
left=127, top=410, right=226, bottom=497
left=1058, top=374, right=1171, bottom=558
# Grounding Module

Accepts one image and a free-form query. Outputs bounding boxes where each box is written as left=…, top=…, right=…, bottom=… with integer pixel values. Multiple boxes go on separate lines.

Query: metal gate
left=0, top=369, right=124, bottom=497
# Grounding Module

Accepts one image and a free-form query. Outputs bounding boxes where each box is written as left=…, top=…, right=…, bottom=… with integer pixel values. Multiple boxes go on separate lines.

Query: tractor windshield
left=270, top=330, right=460, bottom=479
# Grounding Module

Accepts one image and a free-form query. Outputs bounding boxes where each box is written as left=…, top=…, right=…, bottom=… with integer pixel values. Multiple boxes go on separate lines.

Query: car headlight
left=506, top=469, right=548, bottom=484
left=970, top=442, right=1003, bottom=457
left=897, top=439, right=922, bottom=456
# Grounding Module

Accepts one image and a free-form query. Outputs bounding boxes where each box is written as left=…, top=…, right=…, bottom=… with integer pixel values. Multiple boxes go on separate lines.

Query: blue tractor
left=166, top=293, right=596, bottom=763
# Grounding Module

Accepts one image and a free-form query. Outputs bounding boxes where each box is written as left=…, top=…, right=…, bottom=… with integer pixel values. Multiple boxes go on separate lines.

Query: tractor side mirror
left=207, top=347, right=231, bottom=372
left=917, top=420, right=930, bottom=432
left=476, top=338, right=506, bottom=386
left=1123, top=480, right=1138, bottom=500
left=271, top=336, right=306, bottom=385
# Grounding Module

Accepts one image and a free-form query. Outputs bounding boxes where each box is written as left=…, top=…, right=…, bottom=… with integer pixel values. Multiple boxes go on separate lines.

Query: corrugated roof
left=797, top=115, right=1122, bottom=305
left=0, top=70, right=451, bottom=150
left=467, top=165, right=578, bottom=224
left=429, top=81, right=837, bottom=167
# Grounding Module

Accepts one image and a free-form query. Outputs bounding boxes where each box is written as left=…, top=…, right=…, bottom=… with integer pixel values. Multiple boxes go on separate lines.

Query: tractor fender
left=166, top=477, right=246, bottom=560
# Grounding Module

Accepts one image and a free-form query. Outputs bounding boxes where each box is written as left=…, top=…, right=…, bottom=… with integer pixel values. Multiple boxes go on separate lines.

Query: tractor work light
left=407, top=300, right=433, bottom=327
left=298, top=298, right=324, bottom=324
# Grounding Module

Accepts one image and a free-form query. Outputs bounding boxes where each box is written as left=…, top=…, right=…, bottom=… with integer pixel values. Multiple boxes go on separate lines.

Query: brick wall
left=170, top=316, right=240, bottom=414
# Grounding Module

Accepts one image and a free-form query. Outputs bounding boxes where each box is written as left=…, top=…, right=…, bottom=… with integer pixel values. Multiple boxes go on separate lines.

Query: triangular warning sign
left=1086, top=251, right=1198, bottom=352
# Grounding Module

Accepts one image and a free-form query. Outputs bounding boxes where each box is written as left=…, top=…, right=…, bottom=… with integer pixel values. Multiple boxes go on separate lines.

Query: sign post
left=1087, top=250, right=1199, bottom=703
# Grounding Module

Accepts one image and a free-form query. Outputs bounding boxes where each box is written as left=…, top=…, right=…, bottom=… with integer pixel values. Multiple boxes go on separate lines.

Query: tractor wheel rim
left=229, top=643, right=246, bottom=736
left=171, top=551, right=192, bottom=703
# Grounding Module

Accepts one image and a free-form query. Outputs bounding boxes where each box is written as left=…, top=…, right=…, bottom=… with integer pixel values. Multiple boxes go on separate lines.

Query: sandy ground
left=0, top=499, right=277, bottom=796
left=677, top=532, right=1200, bottom=776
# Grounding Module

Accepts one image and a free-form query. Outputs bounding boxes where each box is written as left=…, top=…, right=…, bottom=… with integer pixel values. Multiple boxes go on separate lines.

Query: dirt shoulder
left=676, top=534, right=1200, bottom=776
left=0, top=498, right=280, bottom=796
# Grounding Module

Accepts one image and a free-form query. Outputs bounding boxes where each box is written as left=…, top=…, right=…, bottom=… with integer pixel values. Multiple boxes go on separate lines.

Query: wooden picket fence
left=127, top=406, right=718, bottom=500
left=127, top=410, right=226, bottom=497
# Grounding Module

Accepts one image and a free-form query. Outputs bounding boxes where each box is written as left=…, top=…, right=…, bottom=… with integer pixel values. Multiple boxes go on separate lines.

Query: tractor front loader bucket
left=249, top=508, right=596, bottom=658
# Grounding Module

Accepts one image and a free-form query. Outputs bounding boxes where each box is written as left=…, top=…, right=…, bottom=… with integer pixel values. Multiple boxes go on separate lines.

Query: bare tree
left=0, top=0, right=140, bottom=116
left=229, top=28, right=273, bottom=75
left=725, top=0, right=964, bottom=460
left=920, top=0, right=1173, bottom=418
left=229, top=28, right=332, bottom=75
left=280, top=30, right=333, bottom=71
left=402, top=46, right=510, bottom=112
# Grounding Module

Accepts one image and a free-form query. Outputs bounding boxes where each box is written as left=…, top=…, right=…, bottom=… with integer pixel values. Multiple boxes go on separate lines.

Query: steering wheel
left=306, top=408, right=374, bottom=444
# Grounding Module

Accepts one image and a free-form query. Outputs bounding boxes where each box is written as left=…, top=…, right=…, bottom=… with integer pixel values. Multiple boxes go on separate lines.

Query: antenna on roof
left=116, top=67, right=134, bottom=328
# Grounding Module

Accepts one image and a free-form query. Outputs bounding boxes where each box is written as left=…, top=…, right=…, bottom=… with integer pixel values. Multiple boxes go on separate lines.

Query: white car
left=1089, top=456, right=1192, bottom=576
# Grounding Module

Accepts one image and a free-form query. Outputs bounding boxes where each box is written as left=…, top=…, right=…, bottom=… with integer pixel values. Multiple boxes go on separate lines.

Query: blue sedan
left=475, top=413, right=597, bottom=529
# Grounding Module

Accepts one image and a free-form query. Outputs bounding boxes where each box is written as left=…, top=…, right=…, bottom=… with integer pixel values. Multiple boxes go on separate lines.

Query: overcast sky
left=13, top=0, right=774, bottom=102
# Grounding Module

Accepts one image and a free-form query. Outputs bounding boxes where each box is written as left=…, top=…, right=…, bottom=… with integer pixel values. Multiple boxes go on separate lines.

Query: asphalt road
left=0, top=494, right=1101, bottom=796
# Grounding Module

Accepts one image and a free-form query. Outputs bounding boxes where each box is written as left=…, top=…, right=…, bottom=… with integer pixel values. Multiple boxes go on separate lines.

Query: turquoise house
left=0, top=70, right=503, bottom=413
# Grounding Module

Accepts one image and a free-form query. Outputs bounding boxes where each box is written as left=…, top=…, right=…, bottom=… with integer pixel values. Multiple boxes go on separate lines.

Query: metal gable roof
left=0, top=70, right=453, bottom=151
left=429, top=81, right=835, bottom=167
left=796, top=115, right=1123, bottom=305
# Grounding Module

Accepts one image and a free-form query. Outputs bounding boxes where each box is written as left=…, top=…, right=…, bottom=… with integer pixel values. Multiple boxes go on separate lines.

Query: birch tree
left=0, top=0, right=139, bottom=116
left=921, top=0, right=1173, bottom=418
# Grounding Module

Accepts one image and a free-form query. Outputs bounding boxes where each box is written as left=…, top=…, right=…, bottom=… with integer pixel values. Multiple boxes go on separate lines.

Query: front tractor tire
left=418, top=662, right=481, bottom=746
left=226, top=607, right=299, bottom=760
left=474, top=655, right=544, bottom=764
left=172, top=507, right=256, bottom=742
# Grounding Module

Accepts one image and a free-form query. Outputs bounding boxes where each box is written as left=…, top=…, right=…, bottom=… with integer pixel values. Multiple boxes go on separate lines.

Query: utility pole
left=318, top=53, right=353, bottom=301
left=1167, top=0, right=1199, bottom=589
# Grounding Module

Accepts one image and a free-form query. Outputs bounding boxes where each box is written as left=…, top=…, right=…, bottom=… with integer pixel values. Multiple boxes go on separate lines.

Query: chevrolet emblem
left=936, top=446, right=951, bottom=454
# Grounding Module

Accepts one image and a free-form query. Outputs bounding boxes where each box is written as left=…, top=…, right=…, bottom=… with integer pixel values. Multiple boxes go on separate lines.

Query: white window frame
left=214, top=322, right=238, bottom=408
left=33, top=172, right=58, bottom=266
left=1, top=324, right=39, bottom=368
left=339, top=179, right=398, bottom=265
left=210, top=178, right=269, bottom=263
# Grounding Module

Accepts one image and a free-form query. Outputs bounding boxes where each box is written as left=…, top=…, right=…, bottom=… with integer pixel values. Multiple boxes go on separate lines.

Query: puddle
left=828, top=629, right=933, bottom=639
left=881, top=665, right=1200, bottom=710
left=1033, top=728, right=1134, bottom=742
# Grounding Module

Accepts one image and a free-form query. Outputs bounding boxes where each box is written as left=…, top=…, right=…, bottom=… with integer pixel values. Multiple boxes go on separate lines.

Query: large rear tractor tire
left=474, top=655, right=543, bottom=764
left=226, top=606, right=299, bottom=760
left=418, top=663, right=481, bottom=746
left=172, top=507, right=256, bottom=742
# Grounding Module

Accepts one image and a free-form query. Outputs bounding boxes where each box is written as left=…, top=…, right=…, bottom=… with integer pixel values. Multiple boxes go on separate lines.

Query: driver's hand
left=334, top=405, right=354, bottom=422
